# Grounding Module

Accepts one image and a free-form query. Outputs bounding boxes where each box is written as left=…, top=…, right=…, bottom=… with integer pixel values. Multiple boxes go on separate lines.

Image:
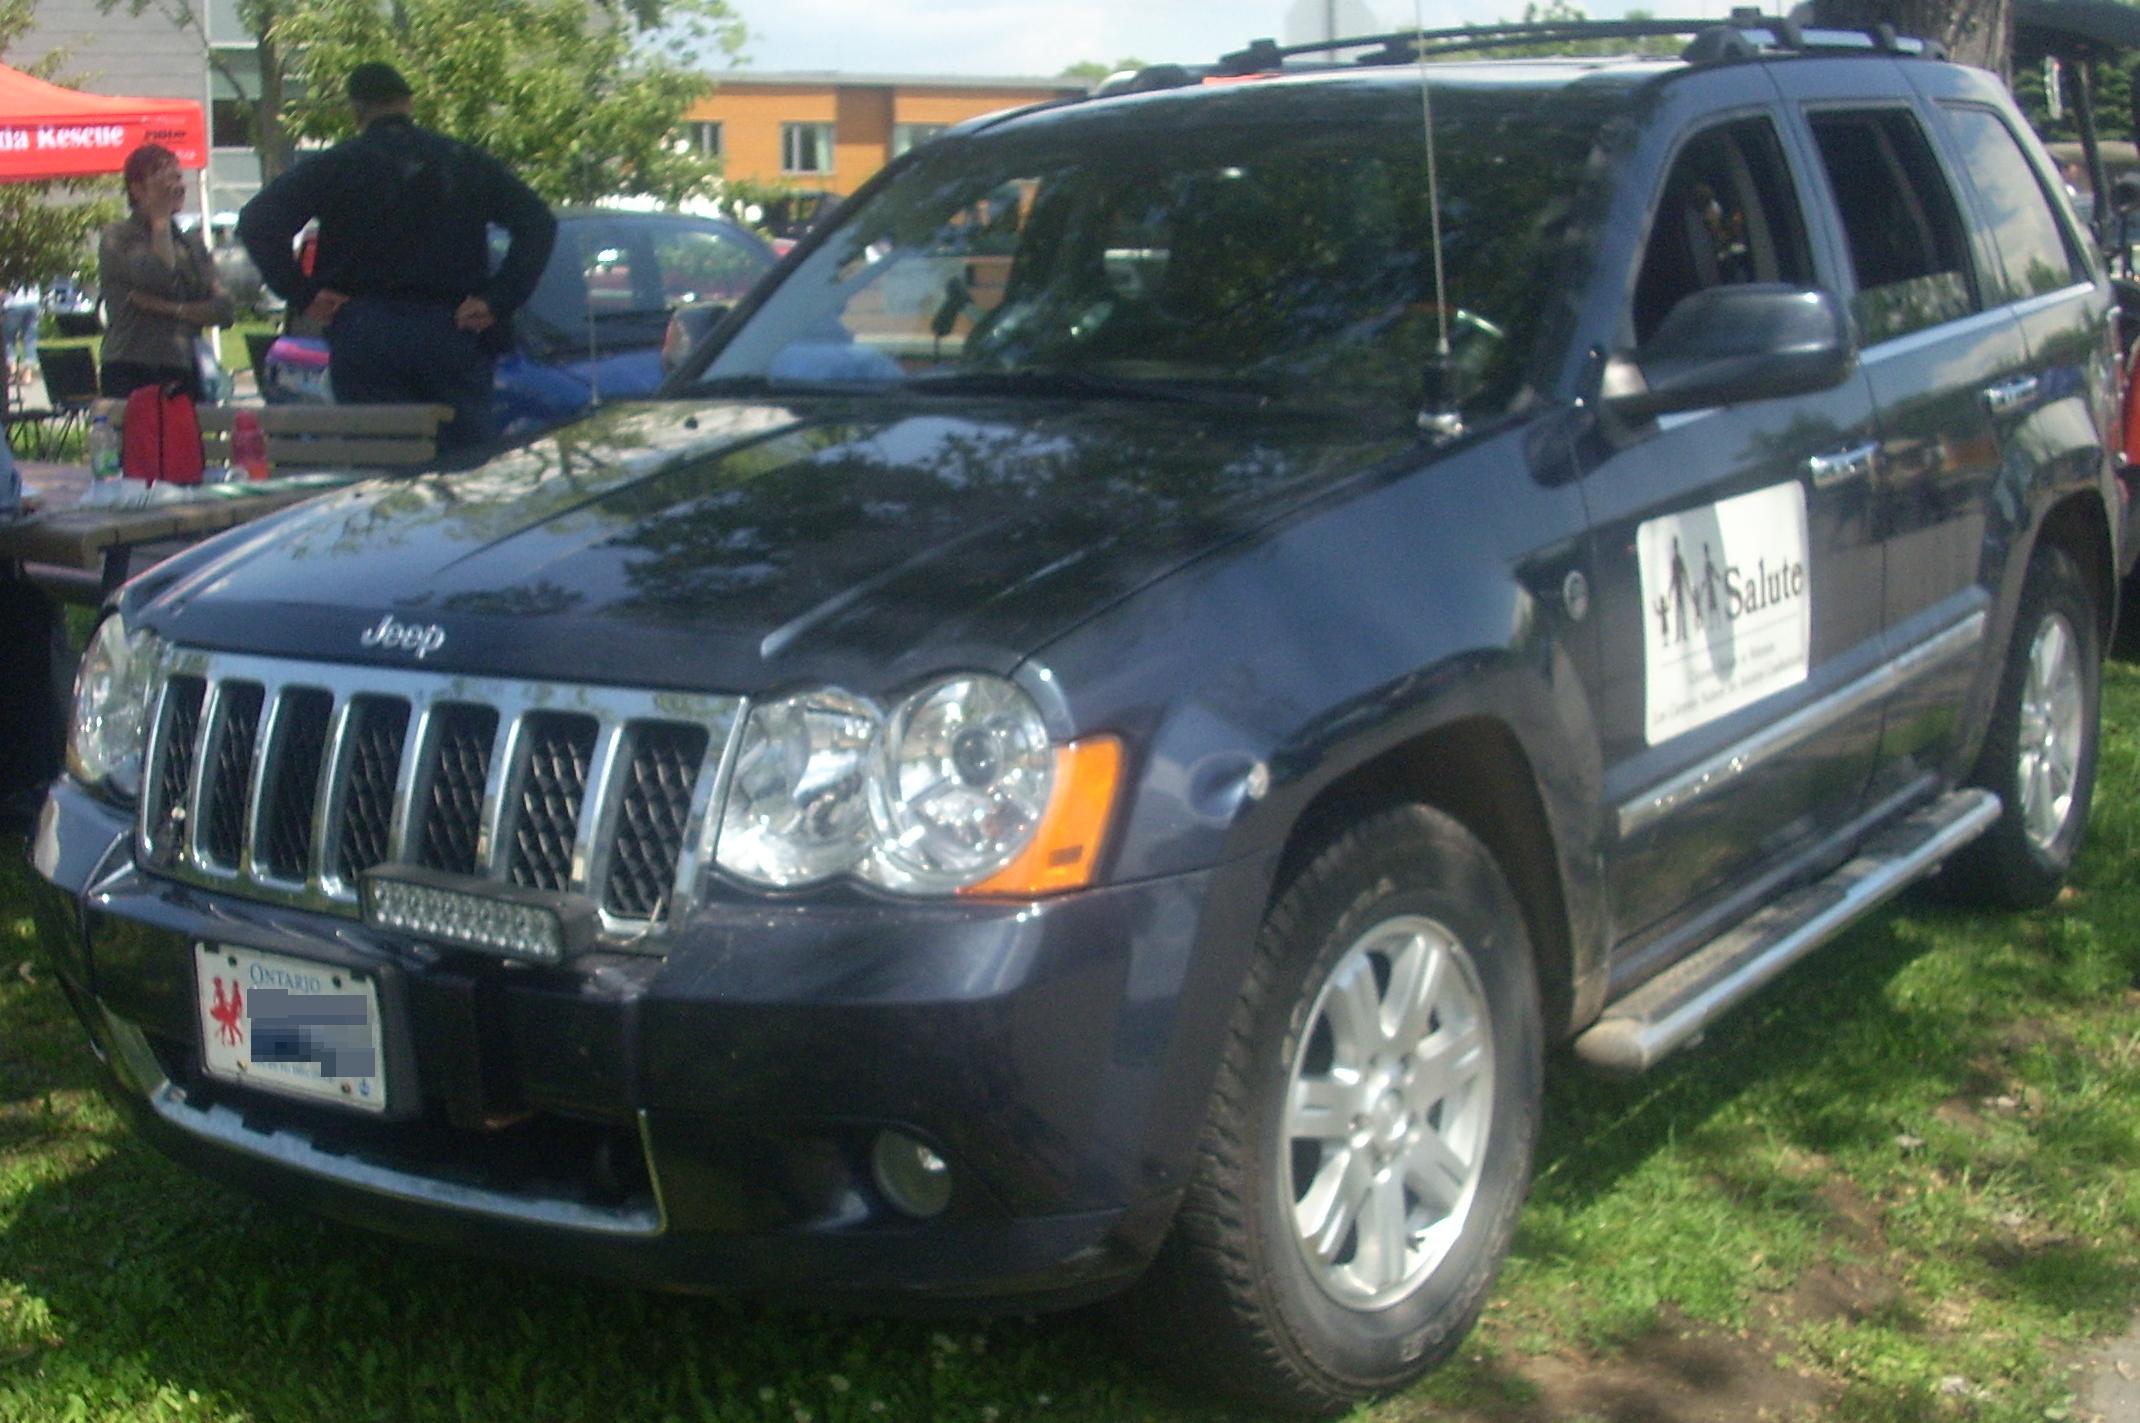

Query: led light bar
left=360, top=866, right=597, bottom=964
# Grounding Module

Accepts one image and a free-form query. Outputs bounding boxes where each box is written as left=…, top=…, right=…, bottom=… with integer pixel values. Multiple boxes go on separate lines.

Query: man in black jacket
left=238, top=63, right=557, bottom=453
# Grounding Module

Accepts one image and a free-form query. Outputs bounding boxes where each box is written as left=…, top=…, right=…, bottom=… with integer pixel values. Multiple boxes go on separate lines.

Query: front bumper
left=28, top=781, right=1270, bottom=1308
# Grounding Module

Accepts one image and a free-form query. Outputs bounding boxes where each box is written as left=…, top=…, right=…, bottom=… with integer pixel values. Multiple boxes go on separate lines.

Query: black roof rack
left=1196, top=9, right=1944, bottom=79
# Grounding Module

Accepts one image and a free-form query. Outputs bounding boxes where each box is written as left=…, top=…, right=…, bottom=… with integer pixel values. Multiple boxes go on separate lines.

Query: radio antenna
left=1415, top=0, right=1464, bottom=440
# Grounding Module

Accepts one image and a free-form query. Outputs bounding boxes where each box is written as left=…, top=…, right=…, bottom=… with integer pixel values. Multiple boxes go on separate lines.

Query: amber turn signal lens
left=962, top=736, right=1122, bottom=897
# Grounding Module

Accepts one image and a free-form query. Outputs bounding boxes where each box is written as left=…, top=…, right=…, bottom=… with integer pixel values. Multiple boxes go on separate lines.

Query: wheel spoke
left=2031, top=622, right=2067, bottom=702
left=1406, top=1019, right=1485, bottom=1113
left=1288, top=1073, right=1360, bottom=1141
left=2050, top=677, right=2083, bottom=754
left=1384, top=933, right=1445, bottom=1049
left=2023, top=752, right=2053, bottom=833
left=1296, top=1145, right=1371, bottom=1262
left=1405, top=1128, right=1474, bottom=1216
left=1319, top=958, right=1382, bottom=1065
left=1350, top=1174, right=1411, bottom=1290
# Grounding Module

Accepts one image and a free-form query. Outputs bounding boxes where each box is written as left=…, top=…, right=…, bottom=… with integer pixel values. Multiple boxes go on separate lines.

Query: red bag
left=120, top=383, right=205, bottom=486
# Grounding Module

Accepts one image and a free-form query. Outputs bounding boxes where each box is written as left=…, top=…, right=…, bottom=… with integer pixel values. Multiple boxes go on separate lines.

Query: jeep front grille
left=137, top=649, right=740, bottom=945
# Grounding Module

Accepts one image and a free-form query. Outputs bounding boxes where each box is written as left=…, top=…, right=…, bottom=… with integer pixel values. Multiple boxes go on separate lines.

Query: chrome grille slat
left=309, top=697, right=362, bottom=896
left=132, top=648, right=743, bottom=951
left=576, top=722, right=632, bottom=911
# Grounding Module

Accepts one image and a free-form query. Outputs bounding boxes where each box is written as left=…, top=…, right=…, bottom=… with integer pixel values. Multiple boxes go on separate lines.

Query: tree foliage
left=95, top=0, right=743, bottom=202
left=1059, top=58, right=1143, bottom=83
left=1808, top=0, right=2011, bottom=75
left=0, top=0, right=122, bottom=294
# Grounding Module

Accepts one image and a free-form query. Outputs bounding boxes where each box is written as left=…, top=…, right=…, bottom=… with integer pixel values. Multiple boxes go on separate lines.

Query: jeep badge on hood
left=359, top=614, right=446, bottom=659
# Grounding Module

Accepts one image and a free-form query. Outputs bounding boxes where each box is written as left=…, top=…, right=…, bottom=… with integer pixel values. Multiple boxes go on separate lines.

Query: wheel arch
left=1269, top=716, right=1583, bottom=1041
left=2035, top=489, right=2117, bottom=650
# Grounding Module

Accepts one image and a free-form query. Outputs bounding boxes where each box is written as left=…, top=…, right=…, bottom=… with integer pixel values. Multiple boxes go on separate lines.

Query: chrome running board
left=1575, top=789, right=2002, bottom=1074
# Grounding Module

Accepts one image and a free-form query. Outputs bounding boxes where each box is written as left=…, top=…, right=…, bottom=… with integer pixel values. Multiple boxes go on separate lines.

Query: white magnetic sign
left=1637, top=481, right=1811, bottom=744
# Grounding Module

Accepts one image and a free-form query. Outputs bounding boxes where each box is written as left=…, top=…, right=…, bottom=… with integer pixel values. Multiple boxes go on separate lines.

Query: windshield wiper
left=906, top=369, right=1271, bottom=406
left=681, top=374, right=904, bottom=398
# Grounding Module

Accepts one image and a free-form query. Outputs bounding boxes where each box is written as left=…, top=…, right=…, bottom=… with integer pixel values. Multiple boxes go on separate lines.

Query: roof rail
left=1204, top=10, right=1944, bottom=76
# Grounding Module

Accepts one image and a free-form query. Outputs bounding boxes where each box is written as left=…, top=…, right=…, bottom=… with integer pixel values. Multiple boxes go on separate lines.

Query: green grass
left=8, top=672, right=2140, bottom=1421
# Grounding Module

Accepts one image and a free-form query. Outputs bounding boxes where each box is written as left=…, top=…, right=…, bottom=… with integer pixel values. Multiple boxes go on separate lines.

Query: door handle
left=1807, top=440, right=1881, bottom=488
left=1981, top=374, right=2040, bottom=416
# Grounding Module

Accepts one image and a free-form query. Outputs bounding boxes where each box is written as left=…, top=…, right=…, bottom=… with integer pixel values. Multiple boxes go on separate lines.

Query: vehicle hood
left=132, top=395, right=1408, bottom=694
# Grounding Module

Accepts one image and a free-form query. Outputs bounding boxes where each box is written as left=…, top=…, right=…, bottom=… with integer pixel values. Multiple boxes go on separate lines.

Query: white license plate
left=194, top=943, right=387, bottom=1113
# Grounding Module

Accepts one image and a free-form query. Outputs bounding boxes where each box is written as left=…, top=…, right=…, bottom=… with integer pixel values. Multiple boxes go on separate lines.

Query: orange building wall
left=684, top=79, right=1081, bottom=196
left=696, top=85, right=835, bottom=192
left=894, top=89, right=1047, bottom=126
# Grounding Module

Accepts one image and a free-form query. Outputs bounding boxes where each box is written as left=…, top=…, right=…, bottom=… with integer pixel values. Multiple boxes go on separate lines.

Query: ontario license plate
left=194, top=943, right=386, bottom=1113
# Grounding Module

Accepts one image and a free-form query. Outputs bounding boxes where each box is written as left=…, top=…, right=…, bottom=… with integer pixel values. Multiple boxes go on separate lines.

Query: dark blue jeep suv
left=28, top=17, right=2127, bottom=1413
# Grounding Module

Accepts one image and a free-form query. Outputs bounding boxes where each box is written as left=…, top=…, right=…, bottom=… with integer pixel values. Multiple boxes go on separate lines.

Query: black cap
left=347, top=62, right=412, bottom=105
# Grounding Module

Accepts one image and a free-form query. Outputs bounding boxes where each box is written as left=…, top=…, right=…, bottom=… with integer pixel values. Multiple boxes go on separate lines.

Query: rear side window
left=1809, top=109, right=1974, bottom=344
left=1634, top=117, right=1813, bottom=343
left=1939, top=104, right=2088, bottom=302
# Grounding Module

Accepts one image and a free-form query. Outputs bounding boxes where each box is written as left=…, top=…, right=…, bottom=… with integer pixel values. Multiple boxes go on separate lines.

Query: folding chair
left=2, top=403, right=57, bottom=458
left=37, top=346, right=98, bottom=453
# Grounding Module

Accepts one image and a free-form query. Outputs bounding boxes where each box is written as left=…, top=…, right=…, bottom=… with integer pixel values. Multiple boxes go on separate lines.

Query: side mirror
left=1601, top=285, right=1854, bottom=422
left=661, top=302, right=733, bottom=377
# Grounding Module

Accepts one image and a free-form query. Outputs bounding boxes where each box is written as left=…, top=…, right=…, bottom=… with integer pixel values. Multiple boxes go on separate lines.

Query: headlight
left=715, top=690, right=878, bottom=887
left=867, top=675, right=1055, bottom=893
left=67, top=614, right=158, bottom=798
left=712, top=675, right=1122, bottom=897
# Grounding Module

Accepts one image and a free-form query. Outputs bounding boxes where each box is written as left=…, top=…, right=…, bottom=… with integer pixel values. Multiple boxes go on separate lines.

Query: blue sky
left=723, top=0, right=1731, bottom=77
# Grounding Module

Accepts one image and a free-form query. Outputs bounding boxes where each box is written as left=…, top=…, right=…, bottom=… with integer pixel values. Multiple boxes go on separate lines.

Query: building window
left=891, top=123, right=948, bottom=158
left=781, top=122, right=835, bottom=175
left=683, top=121, right=722, bottom=157
left=211, top=97, right=255, bottom=149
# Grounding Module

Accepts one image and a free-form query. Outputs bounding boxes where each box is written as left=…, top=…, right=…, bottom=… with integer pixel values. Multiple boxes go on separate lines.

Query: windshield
left=698, top=82, right=1614, bottom=417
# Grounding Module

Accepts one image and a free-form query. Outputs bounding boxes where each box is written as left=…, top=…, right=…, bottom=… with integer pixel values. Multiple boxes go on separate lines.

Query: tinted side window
left=1634, top=117, right=1813, bottom=343
left=1939, top=104, right=2087, bottom=302
left=1809, top=109, right=1974, bottom=343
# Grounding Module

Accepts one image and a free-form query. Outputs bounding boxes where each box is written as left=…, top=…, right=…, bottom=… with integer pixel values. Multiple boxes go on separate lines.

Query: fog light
left=362, top=866, right=596, bottom=964
left=871, top=1129, right=953, bottom=1218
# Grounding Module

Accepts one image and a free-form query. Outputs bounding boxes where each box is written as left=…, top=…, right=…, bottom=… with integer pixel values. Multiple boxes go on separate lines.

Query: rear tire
left=1952, top=545, right=2100, bottom=908
left=1129, top=805, right=1542, bottom=1414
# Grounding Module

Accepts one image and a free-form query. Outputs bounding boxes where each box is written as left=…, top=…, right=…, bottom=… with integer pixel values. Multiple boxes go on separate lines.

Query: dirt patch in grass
left=1442, top=1173, right=1921, bottom=1423
left=1482, top=1309, right=1838, bottom=1423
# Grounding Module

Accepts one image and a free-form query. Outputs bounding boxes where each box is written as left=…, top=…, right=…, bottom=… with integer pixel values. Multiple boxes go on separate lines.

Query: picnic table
left=1, top=467, right=363, bottom=598
left=0, top=402, right=450, bottom=600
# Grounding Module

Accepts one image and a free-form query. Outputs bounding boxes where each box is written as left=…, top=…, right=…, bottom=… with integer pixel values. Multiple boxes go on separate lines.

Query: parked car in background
left=262, top=208, right=776, bottom=437
left=208, top=213, right=280, bottom=318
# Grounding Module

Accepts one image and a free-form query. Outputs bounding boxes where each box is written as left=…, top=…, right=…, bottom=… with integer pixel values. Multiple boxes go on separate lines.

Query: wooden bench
left=0, top=401, right=452, bottom=601
left=147, top=400, right=454, bottom=474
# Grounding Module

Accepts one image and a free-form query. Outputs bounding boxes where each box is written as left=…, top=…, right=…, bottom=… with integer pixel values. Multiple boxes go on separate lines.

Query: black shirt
left=238, top=114, right=556, bottom=318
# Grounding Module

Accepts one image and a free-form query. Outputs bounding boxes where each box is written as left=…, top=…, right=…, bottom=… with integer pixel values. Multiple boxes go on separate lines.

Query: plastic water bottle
left=231, top=407, right=269, bottom=481
left=85, top=412, right=121, bottom=505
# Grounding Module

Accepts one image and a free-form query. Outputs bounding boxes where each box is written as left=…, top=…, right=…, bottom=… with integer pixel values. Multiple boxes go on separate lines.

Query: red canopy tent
left=0, top=62, right=205, bottom=183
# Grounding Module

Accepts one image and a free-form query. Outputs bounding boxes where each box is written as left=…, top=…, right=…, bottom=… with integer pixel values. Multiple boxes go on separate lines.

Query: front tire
left=1132, top=805, right=1543, bottom=1414
left=1953, top=544, right=2101, bottom=908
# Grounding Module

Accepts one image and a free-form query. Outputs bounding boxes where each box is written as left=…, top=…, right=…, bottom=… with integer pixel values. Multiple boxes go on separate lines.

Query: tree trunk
left=1809, top=0, right=2012, bottom=78
left=254, top=30, right=294, bottom=183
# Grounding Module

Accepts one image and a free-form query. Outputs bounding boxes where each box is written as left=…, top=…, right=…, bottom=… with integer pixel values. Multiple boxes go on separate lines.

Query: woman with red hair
left=96, top=142, right=233, bottom=400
